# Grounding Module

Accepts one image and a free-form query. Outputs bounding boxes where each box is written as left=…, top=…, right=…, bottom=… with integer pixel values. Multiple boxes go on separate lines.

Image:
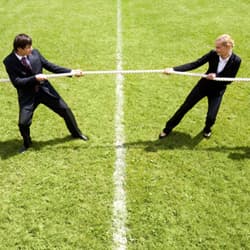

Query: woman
left=159, top=34, right=241, bottom=139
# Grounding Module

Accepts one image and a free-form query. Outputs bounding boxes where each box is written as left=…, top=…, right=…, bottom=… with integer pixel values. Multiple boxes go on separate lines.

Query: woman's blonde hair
left=216, top=34, right=234, bottom=48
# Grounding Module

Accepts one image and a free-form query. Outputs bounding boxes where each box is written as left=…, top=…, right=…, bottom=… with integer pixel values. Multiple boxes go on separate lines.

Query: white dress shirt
left=15, top=53, right=32, bottom=68
left=15, top=53, right=24, bottom=61
left=217, top=54, right=231, bottom=74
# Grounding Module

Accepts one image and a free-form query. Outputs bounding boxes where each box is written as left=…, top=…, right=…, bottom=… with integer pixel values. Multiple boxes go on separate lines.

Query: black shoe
left=19, top=145, right=29, bottom=154
left=72, top=134, right=89, bottom=141
left=203, top=129, right=212, bottom=139
left=158, top=131, right=169, bottom=140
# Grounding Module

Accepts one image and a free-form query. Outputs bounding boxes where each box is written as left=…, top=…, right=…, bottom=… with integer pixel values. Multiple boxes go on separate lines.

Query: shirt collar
left=15, top=53, right=27, bottom=61
left=219, top=53, right=232, bottom=62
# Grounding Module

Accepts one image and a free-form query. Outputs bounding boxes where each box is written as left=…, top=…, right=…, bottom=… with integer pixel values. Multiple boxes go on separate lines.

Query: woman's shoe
left=158, top=131, right=169, bottom=139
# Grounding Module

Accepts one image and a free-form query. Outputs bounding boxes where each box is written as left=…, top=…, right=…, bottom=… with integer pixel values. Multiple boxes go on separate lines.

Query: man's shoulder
left=31, top=48, right=40, bottom=56
left=3, top=52, right=16, bottom=65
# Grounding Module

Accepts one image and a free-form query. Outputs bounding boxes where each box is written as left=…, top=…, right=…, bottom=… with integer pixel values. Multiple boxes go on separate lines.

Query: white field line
left=112, top=0, right=127, bottom=249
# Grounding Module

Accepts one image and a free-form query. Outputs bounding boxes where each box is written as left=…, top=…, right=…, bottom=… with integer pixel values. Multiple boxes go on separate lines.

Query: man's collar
left=15, top=53, right=26, bottom=61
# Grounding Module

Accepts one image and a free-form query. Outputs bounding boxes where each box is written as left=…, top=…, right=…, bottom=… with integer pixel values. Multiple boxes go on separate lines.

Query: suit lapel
left=12, top=52, right=33, bottom=73
left=220, top=54, right=234, bottom=74
left=213, top=54, right=220, bottom=73
left=12, top=52, right=24, bottom=68
left=27, top=52, right=35, bottom=73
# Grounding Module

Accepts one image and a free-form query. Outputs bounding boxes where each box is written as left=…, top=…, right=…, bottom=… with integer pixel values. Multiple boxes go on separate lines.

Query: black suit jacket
left=3, top=49, right=71, bottom=106
left=173, top=50, right=241, bottom=92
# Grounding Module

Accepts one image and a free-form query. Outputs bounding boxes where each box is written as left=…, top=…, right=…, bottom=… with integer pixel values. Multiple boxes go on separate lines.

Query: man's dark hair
left=13, top=34, right=32, bottom=51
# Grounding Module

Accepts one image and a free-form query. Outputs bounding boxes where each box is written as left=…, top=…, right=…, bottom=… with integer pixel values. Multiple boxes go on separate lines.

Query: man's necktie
left=21, top=57, right=32, bottom=71
left=21, top=57, right=39, bottom=92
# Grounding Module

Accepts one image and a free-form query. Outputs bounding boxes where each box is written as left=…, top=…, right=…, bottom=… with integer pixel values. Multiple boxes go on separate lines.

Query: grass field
left=0, top=0, right=249, bottom=249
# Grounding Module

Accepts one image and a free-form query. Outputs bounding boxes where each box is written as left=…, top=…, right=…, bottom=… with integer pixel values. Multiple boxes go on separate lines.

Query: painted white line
left=113, top=0, right=127, bottom=249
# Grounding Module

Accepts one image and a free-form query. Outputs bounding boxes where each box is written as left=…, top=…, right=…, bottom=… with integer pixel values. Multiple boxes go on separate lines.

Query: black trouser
left=163, top=83, right=225, bottom=134
left=18, top=90, right=82, bottom=147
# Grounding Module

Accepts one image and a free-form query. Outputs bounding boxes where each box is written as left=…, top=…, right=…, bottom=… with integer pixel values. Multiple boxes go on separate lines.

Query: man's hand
left=35, top=74, right=47, bottom=82
left=206, top=73, right=216, bottom=80
left=164, top=67, right=174, bottom=75
left=71, top=69, right=84, bottom=77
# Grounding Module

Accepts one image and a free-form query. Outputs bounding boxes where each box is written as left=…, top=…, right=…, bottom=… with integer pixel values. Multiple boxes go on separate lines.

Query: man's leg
left=18, top=103, right=37, bottom=148
left=163, top=84, right=205, bottom=134
left=40, top=95, right=87, bottom=139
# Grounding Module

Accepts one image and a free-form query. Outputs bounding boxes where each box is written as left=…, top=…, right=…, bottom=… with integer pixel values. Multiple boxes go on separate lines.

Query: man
left=159, top=34, right=241, bottom=139
left=3, top=34, right=88, bottom=153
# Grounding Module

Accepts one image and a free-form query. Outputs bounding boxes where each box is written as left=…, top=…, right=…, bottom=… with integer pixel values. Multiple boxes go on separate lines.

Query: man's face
left=215, top=41, right=230, bottom=57
left=16, top=45, right=32, bottom=56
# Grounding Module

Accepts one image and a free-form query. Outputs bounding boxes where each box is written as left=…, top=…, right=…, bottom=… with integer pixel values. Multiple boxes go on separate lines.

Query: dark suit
left=163, top=50, right=241, bottom=134
left=3, top=49, right=82, bottom=147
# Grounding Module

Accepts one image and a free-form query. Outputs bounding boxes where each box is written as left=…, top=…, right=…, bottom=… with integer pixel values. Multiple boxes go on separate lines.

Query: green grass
left=0, top=1, right=116, bottom=249
left=0, top=0, right=250, bottom=249
left=123, top=1, right=250, bottom=249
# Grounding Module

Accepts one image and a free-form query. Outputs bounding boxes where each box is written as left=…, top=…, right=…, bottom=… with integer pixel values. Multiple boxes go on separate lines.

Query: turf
left=0, top=1, right=116, bottom=249
left=0, top=0, right=249, bottom=249
left=123, top=1, right=250, bottom=249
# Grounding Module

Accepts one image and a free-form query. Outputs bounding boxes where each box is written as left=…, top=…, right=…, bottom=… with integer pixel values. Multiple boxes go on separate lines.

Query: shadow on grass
left=0, top=135, right=73, bottom=160
left=124, top=131, right=204, bottom=152
left=124, top=131, right=250, bottom=160
left=1, top=132, right=248, bottom=161
left=207, top=146, right=250, bottom=160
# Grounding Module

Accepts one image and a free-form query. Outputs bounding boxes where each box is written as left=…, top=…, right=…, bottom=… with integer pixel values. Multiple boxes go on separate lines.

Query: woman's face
left=215, top=41, right=231, bottom=58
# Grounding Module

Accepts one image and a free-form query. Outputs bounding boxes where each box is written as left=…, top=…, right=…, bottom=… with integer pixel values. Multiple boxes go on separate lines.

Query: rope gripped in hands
left=1, top=69, right=250, bottom=83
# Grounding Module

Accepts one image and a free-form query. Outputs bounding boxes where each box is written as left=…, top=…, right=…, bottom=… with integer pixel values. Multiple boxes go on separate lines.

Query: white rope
left=83, top=69, right=165, bottom=75
left=0, top=70, right=163, bottom=83
left=0, top=72, right=74, bottom=83
left=169, top=70, right=250, bottom=82
left=1, top=69, right=250, bottom=82
left=0, top=78, right=10, bottom=83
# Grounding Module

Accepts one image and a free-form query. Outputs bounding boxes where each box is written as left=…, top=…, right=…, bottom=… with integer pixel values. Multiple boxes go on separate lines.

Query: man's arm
left=3, top=61, right=37, bottom=88
left=37, top=50, right=83, bottom=77
left=37, top=50, right=71, bottom=74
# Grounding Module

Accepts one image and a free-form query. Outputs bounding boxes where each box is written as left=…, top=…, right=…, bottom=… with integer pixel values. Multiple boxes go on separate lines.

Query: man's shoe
left=203, top=130, right=212, bottom=139
left=159, top=131, right=169, bottom=140
left=73, top=134, right=89, bottom=141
